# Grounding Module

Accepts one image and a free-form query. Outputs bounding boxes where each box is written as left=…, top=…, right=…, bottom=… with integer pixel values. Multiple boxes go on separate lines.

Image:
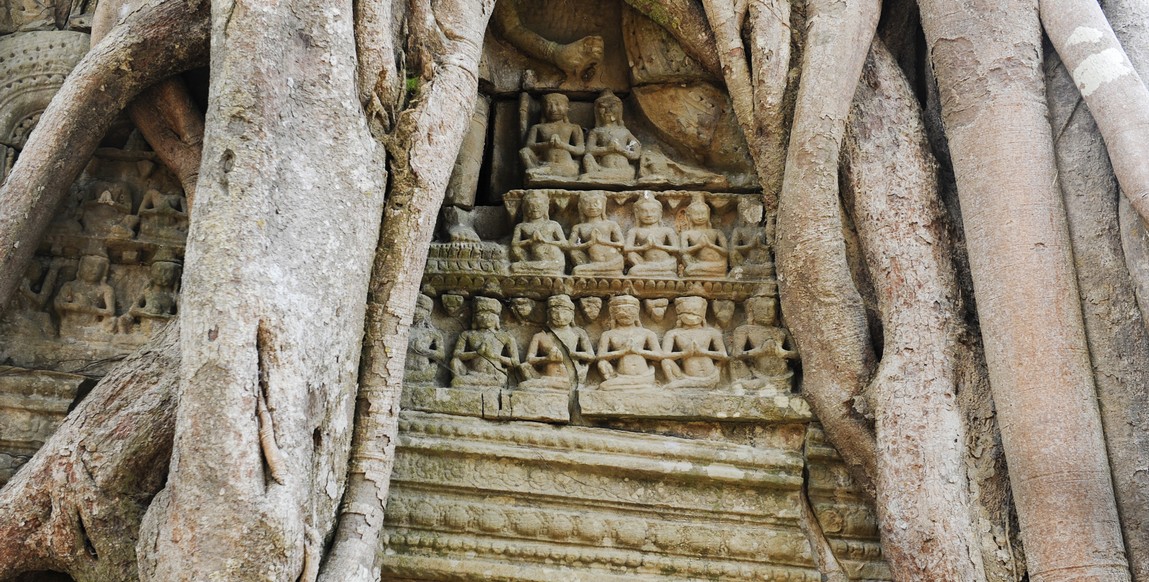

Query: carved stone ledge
left=0, top=366, right=86, bottom=485
left=501, top=388, right=570, bottom=422
left=401, top=384, right=571, bottom=423
left=400, top=384, right=501, bottom=420
left=423, top=271, right=771, bottom=301
left=577, top=388, right=812, bottom=422
left=379, top=412, right=891, bottom=581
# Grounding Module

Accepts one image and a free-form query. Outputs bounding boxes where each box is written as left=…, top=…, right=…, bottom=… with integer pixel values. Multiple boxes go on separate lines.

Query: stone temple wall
left=0, top=1, right=890, bottom=579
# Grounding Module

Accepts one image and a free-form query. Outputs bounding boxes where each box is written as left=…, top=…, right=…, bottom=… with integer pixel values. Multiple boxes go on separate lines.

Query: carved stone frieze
left=380, top=412, right=891, bottom=581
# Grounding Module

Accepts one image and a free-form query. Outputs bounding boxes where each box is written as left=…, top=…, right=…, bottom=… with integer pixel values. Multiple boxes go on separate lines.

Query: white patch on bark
left=1073, top=48, right=1134, bottom=96
left=1066, top=26, right=1104, bottom=46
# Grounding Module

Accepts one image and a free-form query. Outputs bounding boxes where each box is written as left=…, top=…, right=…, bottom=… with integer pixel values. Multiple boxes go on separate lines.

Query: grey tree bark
left=134, top=0, right=388, bottom=579
left=919, top=0, right=1129, bottom=579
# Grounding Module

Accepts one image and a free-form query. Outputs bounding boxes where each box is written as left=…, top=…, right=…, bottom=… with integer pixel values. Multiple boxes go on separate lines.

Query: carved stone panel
left=379, top=412, right=891, bottom=581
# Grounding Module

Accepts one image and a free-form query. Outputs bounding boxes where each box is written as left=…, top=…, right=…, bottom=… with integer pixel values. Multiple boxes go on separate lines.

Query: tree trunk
left=843, top=40, right=986, bottom=580
left=318, top=1, right=494, bottom=579
left=135, top=0, right=387, bottom=578
left=919, top=1, right=1130, bottom=579
left=774, top=0, right=882, bottom=500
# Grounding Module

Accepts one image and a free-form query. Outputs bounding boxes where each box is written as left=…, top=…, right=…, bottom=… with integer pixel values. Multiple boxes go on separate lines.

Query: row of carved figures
left=11, top=252, right=179, bottom=336
left=53, top=181, right=188, bottom=242
left=407, top=293, right=797, bottom=393
left=518, top=91, right=726, bottom=188
left=509, top=190, right=772, bottom=279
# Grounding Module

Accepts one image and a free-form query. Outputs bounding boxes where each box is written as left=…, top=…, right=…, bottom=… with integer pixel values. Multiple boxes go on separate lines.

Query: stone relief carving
left=449, top=297, right=520, bottom=388
left=625, top=195, right=678, bottom=278
left=660, top=296, right=727, bottom=390
left=417, top=184, right=794, bottom=421
left=596, top=295, right=660, bottom=391
left=567, top=190, right=625, bottom=276
left=582, top=90, right=640, bottom=182
left=406, top=294, right=446, bottom=385
left=53, top=251, right=116, bottom=335
left=520, top=93, right=584, bottom=182
left=730, top=295, right=797, bottom=394
left=678, top=194, right=729, bottom=278
left=0, top=4, right=892, bottom=578
left=518, top=294, right=594, bottom=391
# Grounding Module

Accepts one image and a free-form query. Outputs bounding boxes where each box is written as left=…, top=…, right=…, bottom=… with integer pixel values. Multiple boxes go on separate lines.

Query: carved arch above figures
left=0, top=30, right=88, bottom=180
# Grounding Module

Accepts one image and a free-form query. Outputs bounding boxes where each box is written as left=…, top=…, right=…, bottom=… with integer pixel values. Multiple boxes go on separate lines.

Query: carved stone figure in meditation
left=583, top=90, right=641, bottom=182
left=625, top=195, right=678, bottom=277
left=450, top=297, right=520, bottom=388
left=510, top=190, right=567, bottom=275
left=519, top=294, right=595, bottom=390
left=730, top=295, right=797, bottom=392
left=406, top=294, right=446, bottom=384
left=661, top=296, right=727, bottom=390
left=520, top=93, right=584, bottom=180
left=568, top=191, right=624, bottom=276
left=679, top=195, right=728, bottom=278
left=596, top=295, right=661, bottom=390
left=54, top=253, right=116, bottom=332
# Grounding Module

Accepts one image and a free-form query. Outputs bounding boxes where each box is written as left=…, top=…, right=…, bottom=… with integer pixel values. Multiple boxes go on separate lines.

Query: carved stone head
left=415, top=293, right=434, bottom=322
left=608, top=295, right=641, bottom=326
left=542, top=93, right=570, bottom=122
left=150, top=261, right=181, bottom=288
left=511, top=297, right=536, bottom=322
left=77, top=255, right=109, bottom=283
left=747, top=295, right=778, bottom=326
left=547, top=294, right=576, bottom=327
left=634, top=195, right=663, bottom=226
left=674, top=296, right=708, bottom=326
left=523, top=190, right=551, bottom=221
left=473, top=296, right=503, bottom=330
left=578, top=191, right=607, bottom=220
left=594, top=90, right=623, bottom=126
left=686, top=195, right=711, bottom=227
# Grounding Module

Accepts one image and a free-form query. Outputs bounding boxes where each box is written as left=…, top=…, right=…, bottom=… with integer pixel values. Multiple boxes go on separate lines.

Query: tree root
left=773, top=0, right=881, bottom=501
left=845, top=40, right=987, bottom=580
left=1047, top=49, right=1149, bottom=582
left=919, top=1, right=1130, bottom=578
left=1041, top=0, right=1149, bottom=231
left=0, top=323, right=179, bottom=582
left=316, top=2, right=495, bottom=580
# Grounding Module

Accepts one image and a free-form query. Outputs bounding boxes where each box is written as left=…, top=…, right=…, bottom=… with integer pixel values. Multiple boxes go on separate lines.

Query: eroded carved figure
left=583, top=90, right=640, bottom=182
left=568, top=191, right=624, bottom=276
left=730, top=197, right=774, bottom=279
left=519, top=294, right=595, bottom=390
left=730, top=295, right=797, bottom=392
left=81, top=182, right=137, bottom=239
left=625, top=195, right=678, bottom=277
left=450, top=297, right=520, bottom=388
left=679, top=195, right=728, bottom=278
left=117, top=258, right=180, bottom=334
left=520, top=93, right=584, bottom=181
left=510, top=190, right=567, bottom=275
left=661, top=296, right=727, bottom=390
left=54, top=253, right=116, bottom=333
left=596, top=295, right=660, bottom=390
left=492, top=0, right=604, bottom=88
left=137, top=187, right=189, bottom=241
left=407, top=294, right=446, bottom=384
